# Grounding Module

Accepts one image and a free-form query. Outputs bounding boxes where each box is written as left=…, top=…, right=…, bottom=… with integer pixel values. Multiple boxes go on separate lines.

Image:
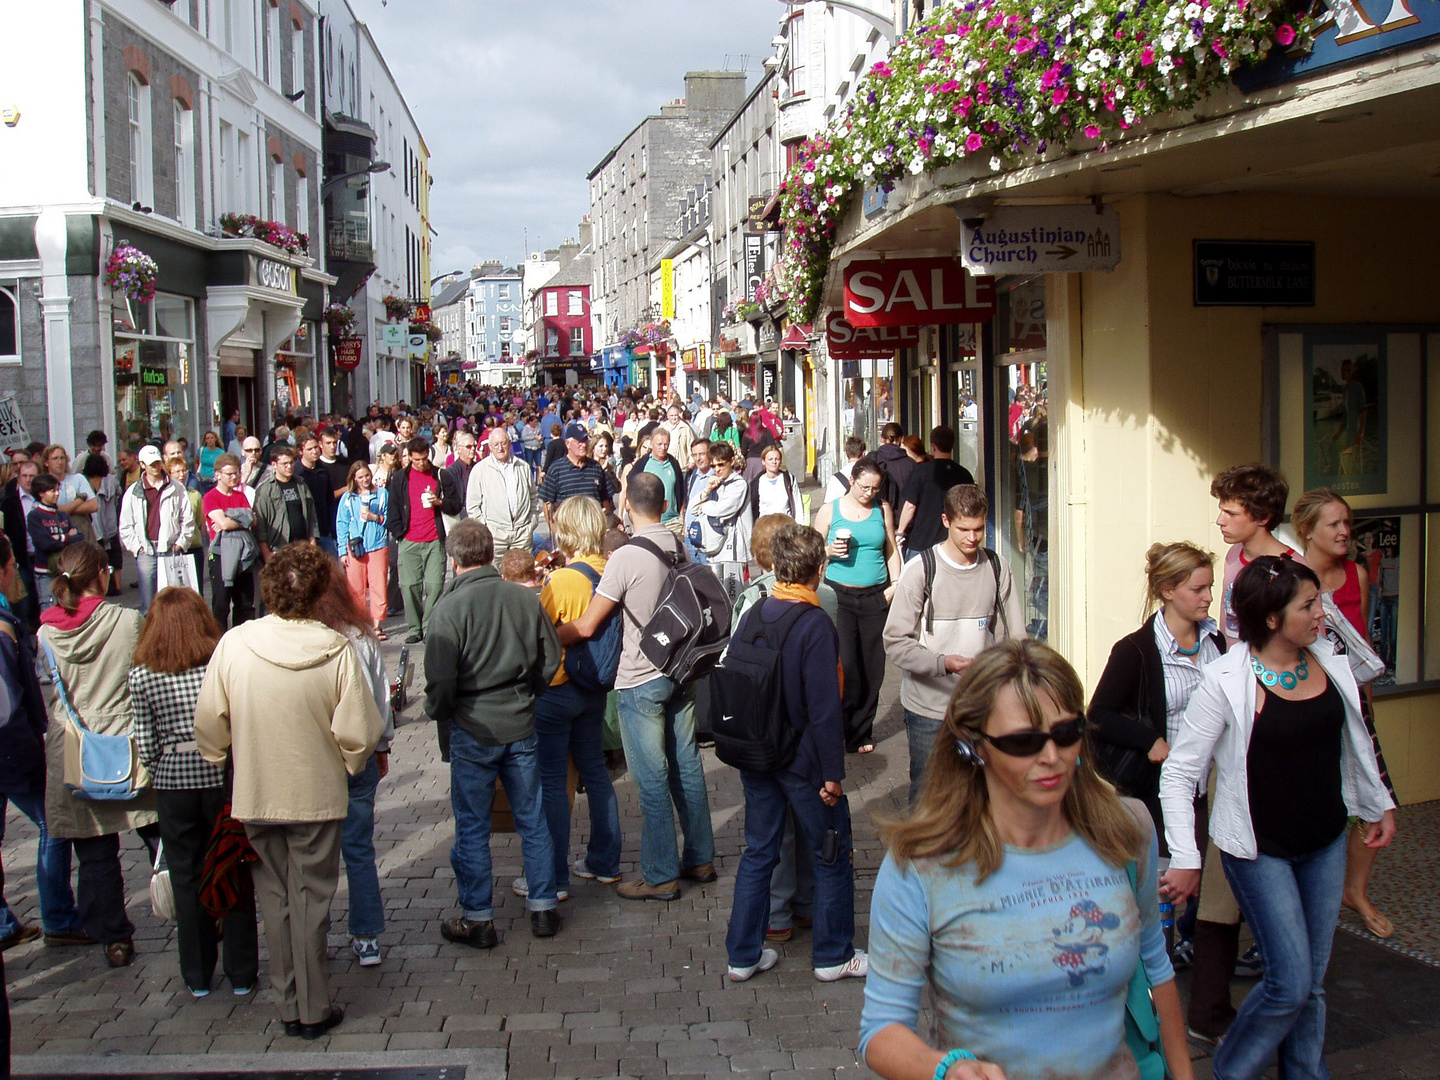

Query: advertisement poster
left=0, top=394, right=31, bottom=457
left=1303, top=333, right=1387, bottom=496
left=1353, top=516, right=1400, bottom=685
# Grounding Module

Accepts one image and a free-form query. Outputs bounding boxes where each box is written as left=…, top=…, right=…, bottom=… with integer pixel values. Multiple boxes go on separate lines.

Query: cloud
left=343, top=0, right=781, bottom=277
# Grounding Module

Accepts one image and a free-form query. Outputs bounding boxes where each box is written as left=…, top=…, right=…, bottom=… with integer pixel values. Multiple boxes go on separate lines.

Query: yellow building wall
left=1064, top=191, right=1440, bottom=804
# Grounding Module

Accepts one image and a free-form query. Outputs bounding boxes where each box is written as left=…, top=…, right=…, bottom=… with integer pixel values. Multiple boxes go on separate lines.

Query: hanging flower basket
left=219, top=212, right=309, bottom=257
left=323, top=302, right=356, bottom=336
left=382, top=294, right=414, bottom=322
left=104, top=243, right=159, bottom=303
left=621, top=321, right=672, bottom=350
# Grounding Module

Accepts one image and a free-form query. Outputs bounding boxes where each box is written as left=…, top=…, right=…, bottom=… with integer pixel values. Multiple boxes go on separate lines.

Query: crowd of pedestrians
left=0, top=386, right=1402, bottom=1079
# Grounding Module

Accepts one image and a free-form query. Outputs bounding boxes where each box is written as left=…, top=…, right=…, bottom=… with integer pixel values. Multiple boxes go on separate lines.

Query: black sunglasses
left=978, top=717, right=1086, bottom=758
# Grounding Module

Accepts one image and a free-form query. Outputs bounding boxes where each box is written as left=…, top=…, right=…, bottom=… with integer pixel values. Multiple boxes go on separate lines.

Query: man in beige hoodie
left=196, top=543, right=383, bottom=1040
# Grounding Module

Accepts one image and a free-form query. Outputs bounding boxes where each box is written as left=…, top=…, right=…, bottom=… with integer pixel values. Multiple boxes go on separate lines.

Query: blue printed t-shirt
left=859, top=818, right=1172, bottom=1080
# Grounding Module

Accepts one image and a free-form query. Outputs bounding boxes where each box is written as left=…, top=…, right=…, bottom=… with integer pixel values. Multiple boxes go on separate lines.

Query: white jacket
left=1159, top=638, right=1394, bottom=870
left=118, top=476, right=196, bottom=556
left=697, top=473, right=751, bottom=563
left=465, top=454, right=535, bottom=551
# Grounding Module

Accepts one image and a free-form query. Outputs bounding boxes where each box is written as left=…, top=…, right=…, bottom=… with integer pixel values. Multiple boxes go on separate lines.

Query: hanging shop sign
left=745, top=234, right=765, bottom=302
left=843, top=258, right=995, bottom=328
left=1193, top=240, right=1315, bottom=306
left=413, top=304, right=431, bottom=323
left=747, top=196, right=770, bottom=234
left=961, top=206, right=1121, bottom=274
left=0, top=394, right=31, bottom=457
left=251, top=256, right=297, bottom=294
left=408, top=331, right=428, bottom=359
left=661, top=259, right=675, bottom=320
left=826, top=313, right=920, bottom=360
left=381, top=322, right=408, bottom=354
left=333, top=337, right=362, bottom=371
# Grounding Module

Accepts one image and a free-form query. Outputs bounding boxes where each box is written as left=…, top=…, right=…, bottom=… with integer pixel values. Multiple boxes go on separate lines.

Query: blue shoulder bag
left=41, top=639, right=144, bottom=801
left=1124, top=860, right=1169, bottom=1080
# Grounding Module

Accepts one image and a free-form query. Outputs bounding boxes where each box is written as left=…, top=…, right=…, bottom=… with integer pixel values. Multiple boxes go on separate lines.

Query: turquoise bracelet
left=934, top=1048, right=977, bottom=1080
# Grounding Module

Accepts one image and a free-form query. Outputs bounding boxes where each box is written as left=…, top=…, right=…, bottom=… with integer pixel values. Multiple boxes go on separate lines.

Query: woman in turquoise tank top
left=812, top=456, right=901, bottom=753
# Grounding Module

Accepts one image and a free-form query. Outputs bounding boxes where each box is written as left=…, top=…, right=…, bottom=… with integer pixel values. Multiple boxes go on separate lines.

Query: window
left=545, top=292, right=558, bottom=317
left=499, top=317, right=512, bottom=334
left=269, top=157, right=285, bottom=222
left=476, top=315, right=486, bottom=332
left=0, top=284, right=19, bottom=364
left=569, top=327, right=586, bottom=356
left=127, top=75, right=151, bottom=206
left=265, top=1, right=280, bottom=85
left=567, top=290, right=583, bottom=316
left=545, top=328, right=559, bottom=357
left=113, top=293, right=196, bottom=446
left=236, top=130, right=252, bottom=212
left=173, top=103, right=193, bottom=227
left=222, top=0, right=234, bottom=53
left=218, top=121, right=234, bottom=211
left=498, top=283, right=511, bottom=300
left=291, top=25, right=304, bottom=96
left=295, top=173, right=309, bottom=238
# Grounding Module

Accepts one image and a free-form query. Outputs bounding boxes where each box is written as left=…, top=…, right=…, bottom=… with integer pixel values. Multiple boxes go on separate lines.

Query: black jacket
left=0, top=606, right=48, bottom=795
left=873, top=442, right=916, bottom=502
left=386, top=464, right=462, bottom=542
left=0, top=479, right=29, bottom=569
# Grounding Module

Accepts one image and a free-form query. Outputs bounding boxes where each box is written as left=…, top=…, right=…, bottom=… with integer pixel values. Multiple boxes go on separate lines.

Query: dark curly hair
left=1210, top=464, right=1289, bottom=531
left=1233, top=555, right=1321, bottom=649
left=259, top=542, right=332, bottom=619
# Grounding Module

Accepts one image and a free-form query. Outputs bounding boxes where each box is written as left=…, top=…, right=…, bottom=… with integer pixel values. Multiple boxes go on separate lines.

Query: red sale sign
left=825, top=313, right=919, bottom=360
left=843, top=257, right=994, bottom=328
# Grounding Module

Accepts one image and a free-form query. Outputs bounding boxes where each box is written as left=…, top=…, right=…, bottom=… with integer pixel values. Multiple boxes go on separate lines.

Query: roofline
left=355, top=21, right=427, bottom=146
left=587, top=113, right=683, bottom=180
left=708, top=68, right=777, bottom=152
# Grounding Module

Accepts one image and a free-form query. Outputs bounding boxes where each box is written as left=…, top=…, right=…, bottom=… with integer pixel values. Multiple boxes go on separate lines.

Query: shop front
left=113, top=292, right=200, bottom=450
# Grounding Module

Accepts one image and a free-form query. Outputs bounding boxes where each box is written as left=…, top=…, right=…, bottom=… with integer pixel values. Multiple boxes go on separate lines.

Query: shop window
left=113, top=292, right=196, bottom=450
left=840, top=355, right=893, bottom=456
left=1272, top=327, right=1440, bottom=689
left=0, top=284, right=19, bottom=364
left=273, top=322, right=316, bottom=424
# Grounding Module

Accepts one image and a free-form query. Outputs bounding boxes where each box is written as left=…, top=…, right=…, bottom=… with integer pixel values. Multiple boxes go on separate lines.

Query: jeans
left=903, top=709, right=944, bottom=805
left=397, top=538, right=446, bottom=638
left=831, top=582, right=889, bottom=750
left=33, top=572, right=56, bottom=614
left=1212, top=830, right=1348, bottom=1080
left=448, top=727, right=557, bottom=920
left=768, top=810, right=813, bottom=931
left=316, top=536, right=339, bottom=560
left=136, top=551, right=159, bottom=613
left=0, top=791, right=81, bottom=936
left=615, top=676, right=714, bottom=886
left=725, top=769, right=855, bottom=969
left=342, top=756, right=385, bottom=938
left=534, top=681, right=622, bottom=891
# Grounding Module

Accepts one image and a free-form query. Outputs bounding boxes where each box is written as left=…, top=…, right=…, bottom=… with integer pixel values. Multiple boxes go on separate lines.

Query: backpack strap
left=629, top=534, right=683, bottom=568
left=737, top=596, right=816, bottom=650
left=569, top=560, right=602, bottom=596
left=983, top=548, right=1008, bottom=638
left=833, top=471, right=850, bottom=494
left=920, top=548, right=937, bottom=636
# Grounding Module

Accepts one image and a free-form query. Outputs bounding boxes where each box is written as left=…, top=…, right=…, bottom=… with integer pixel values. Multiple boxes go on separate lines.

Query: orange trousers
left=345, top=546, right=389, bottom=625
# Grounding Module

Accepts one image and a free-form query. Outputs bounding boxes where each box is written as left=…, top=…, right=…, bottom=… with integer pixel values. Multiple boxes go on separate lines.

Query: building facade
left=430, top=274, right=467, bottom=387
left=534, top=253, right=593, bottom=386
left=464, top=263, right=523, bottom=383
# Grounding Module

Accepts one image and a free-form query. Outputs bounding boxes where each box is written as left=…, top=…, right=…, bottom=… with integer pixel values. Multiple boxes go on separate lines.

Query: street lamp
left=321, top=160, right=390, bottom=200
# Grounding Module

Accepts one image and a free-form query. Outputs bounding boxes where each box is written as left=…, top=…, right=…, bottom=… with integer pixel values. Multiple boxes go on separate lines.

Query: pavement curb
left=10, top=1048, right=505, bottom=1077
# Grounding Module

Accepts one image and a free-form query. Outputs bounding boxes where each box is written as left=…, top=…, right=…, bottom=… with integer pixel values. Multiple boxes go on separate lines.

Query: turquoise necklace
left=1251, top=652, right=1309, bottom=690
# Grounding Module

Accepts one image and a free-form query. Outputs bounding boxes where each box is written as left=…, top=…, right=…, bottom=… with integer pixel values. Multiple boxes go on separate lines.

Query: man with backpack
left=882, top=484, right=1024, bottom=803
left=714, top=524, right=865, bottom=984
left=557, top=472, right=716, bottom=902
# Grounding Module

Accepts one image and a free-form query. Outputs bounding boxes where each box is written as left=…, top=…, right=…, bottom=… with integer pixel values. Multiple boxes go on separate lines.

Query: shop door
left=218, top=346, right=259, bottom=441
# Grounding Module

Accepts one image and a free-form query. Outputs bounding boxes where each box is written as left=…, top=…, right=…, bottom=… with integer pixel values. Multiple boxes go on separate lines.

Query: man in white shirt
left=662, top=404, right=695, bottom=470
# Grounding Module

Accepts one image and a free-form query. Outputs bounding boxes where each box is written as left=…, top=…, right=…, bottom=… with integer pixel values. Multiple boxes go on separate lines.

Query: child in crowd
left=499, top=548, right=541, bottom=589
left=26, top=473, right=85, bottom=611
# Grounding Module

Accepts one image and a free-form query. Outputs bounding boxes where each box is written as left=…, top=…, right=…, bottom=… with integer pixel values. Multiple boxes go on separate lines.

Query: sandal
left=1359, top=908, right=1394, bottom=939
left=856, top=744, right=875, bottom=754
left=374, top=628, right=388, bottom=641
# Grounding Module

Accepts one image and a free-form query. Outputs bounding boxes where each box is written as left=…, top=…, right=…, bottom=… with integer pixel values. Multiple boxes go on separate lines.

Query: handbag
left=1320, top=590, right=1387, bottom=686
left=199, top=801, right=259, bottom=919
left=347, top=494, right=371, bottom=560
left=41, top=639, right=147, bottom=801
left=1091, top=642, right=1161, bottom=796
left=1124, top=860, right=1169, bottom=1080
left=150, top=840, right=175, bottom=921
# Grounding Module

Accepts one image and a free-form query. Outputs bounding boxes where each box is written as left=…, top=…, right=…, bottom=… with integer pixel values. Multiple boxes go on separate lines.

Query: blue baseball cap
left=562, top=422, right=590, bottom=443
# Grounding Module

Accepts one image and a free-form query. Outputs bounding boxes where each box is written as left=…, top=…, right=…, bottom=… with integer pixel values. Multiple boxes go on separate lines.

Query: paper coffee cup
left=835, top=528, right=852, bottom=554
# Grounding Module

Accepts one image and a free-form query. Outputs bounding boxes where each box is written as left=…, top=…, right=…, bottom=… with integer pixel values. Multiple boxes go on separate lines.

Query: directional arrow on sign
left=1046, top=245, right=1078, bottom=259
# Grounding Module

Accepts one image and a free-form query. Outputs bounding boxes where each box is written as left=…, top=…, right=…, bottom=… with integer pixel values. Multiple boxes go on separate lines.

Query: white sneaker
left=815, top=949, right=868, bottom=982
left=571, top=859, right=621, bottom=885
left=511, top=877, right=568, bottom=902
left=728, top=948, right=779, bottom=983
left=351, top=936, right=382, bottom=967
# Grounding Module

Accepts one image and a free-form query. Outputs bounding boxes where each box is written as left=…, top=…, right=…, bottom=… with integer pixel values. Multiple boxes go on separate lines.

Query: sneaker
left=728, top=948, right=779, bottom=983
left=766, top=926, right=794, bottom=943
left=352, top=937, right=382, bottom=967
left=511, top=877, right=568, bottom=902
left=440, top=917, right=498, bottom=950
left=1234, top=943, right=1264, bottom=978
left=1171, top=936, right=1194, bottom=969
left=0, top=925, right=41, bottom=952
left=616, top=878, right=681, bottom=902
left=190, top=987, right=210, bottom=998
left=233, top=985, right=254, bottom=996
left=680, top=862, right=718, bottom=884
left=1186, top=1027, right=1223, bottom=1046
left=815, top=949, right=868, bottom=982
left=571, top=859, right=621, bottom=885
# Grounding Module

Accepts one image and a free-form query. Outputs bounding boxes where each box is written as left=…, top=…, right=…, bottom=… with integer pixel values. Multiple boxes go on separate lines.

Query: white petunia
left=910, top=158, right=926, bottom=174
left=990, top=156, right=1002, bottom=171
left=945, top=33, right=960, bottom=44
left=1184, top=2, right=1202, bottom=18
left=862, top=162, right=876, bottom=177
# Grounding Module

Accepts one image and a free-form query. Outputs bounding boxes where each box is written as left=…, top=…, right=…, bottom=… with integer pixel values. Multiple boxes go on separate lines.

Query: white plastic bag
left=150, top=841, right=175, bottom=921
left=1320, top=590, right=1387, bottom=686
left=156, top=552, right=200, bottom=595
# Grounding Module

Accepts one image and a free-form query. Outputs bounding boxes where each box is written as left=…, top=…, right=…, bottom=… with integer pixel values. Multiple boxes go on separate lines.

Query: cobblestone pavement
left=4, top=605, right=1438, bottom=1078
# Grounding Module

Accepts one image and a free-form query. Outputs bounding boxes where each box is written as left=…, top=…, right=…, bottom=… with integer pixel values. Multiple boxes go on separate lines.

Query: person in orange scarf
left=723, top=524, right=866, bottom=985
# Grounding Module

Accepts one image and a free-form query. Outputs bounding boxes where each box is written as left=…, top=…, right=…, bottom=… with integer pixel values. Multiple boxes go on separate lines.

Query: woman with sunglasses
left=861, top=640, right=1191, bottom=1080
left=1160, top=556, right=1395, bottom=1080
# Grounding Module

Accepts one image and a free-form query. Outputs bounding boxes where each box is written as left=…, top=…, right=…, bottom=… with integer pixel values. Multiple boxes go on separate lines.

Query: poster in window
left=1353, top=515, right=1400, bottom=686
left=1303, top=333, right=1386, bottom=497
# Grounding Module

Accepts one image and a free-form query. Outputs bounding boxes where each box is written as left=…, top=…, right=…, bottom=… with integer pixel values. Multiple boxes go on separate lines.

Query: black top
left=297, top=461, right=338, bottom=537
left=277, top=479, right=311, bottom=542
left=1247, top=677, right=1348, bottom=858
left=899, top=458, right=975, bottom=551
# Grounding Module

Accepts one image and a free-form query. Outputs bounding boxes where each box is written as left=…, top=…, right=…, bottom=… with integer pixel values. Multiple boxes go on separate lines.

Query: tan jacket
left=195, top=615, right=384, bottom=823
left=41, top=602, right=159, bottom=839
left=465, top=454, right=536, bottom=551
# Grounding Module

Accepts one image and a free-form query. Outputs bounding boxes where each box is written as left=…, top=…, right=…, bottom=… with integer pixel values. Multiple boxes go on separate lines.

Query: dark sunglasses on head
left=978, top=717, right=1086, bottom=758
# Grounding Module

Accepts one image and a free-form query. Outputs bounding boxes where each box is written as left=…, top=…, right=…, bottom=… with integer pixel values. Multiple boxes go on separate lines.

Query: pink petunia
left=1013, top=36, right=1036, bottom=54
left=1212, top=41, right=1228, bottom=58
left=1084, top=124, right=1102, bottom=138
left=965, top=132, right=984, bottom=153
left=1140, top=46, right=1155, bottom=66
left=1041, top=64, right=1063, bottom=88
left=1276, top=24, right=1296, bottom=45
left=1051, top=85, right=1069, bottom=105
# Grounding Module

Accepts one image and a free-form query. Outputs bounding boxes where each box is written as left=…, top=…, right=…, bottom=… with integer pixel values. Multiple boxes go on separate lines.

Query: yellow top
left=540, top=553, right=608, bottom=686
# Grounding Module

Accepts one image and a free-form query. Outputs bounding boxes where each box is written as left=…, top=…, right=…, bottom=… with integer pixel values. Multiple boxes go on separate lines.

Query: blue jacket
left=336, top=489, right=390, bottom=554
left=0, top=606, right=49, bottom=795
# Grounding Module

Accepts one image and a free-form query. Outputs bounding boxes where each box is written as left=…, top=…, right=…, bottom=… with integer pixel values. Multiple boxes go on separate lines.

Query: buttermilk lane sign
left=842, top=258, right=995, bottom=328
left=960, top=205, right=1122, bottom=274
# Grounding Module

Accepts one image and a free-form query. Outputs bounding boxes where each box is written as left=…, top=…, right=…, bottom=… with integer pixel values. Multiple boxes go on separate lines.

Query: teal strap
left=934, top=1048, right=977, bottom=1080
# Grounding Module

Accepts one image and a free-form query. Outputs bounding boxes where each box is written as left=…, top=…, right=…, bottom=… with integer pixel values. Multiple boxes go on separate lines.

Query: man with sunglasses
left=884, top=484, right=1025, bottom=803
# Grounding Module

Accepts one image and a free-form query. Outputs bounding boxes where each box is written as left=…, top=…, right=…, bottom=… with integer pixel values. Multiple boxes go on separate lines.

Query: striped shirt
left=1153, top=615, right=1222, bottom=745
left=129, top=664, right=227, bottom=790
left=538, top=457, right=615, bottom=508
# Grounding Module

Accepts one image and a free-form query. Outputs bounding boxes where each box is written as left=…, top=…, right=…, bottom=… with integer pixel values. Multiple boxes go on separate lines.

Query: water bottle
left=1157, top=857, right=1175, bottom=952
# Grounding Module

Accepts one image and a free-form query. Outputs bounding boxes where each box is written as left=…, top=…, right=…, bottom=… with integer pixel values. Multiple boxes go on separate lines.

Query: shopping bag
left=150, top=841, right=175, bottom=921
left=157, top=552, right=200, bottom=595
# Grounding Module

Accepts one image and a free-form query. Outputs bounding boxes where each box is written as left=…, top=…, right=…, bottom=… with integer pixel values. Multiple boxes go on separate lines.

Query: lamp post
left=320, top=160, right=390, bottom=200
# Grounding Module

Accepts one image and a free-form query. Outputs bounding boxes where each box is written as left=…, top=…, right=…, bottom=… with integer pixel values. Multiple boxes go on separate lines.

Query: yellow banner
left=661, top=259, right=674, bottom=320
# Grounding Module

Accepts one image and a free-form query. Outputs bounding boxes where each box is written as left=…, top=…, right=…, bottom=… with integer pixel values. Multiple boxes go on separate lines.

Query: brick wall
left=263, top=123, right=318, bottom=241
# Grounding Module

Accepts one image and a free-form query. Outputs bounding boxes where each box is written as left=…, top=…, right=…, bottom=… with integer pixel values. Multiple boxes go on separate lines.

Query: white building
left=521, top=249, right=562, bottom=360
left=0, top=0, right=331, bottom=454
left=430, top=274, right=467, bottom=381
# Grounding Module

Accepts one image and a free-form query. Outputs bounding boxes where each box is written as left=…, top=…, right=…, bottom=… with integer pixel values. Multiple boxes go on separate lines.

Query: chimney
left=577, top=218, right=593, bottom=249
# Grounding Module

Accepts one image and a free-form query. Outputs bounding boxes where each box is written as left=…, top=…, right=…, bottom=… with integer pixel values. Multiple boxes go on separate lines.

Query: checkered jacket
left=128, top=664, right=227, bottom=790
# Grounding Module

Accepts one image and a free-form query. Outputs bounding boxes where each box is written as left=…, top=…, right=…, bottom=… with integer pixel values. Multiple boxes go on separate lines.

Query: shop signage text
left=140, top=366, right=168, bottom=388
left=961, top=206, right=1121, bottom=274
left=1193, top=240, right=1315, bottom=306
left=253, top=257, right=296, bottom=294
left=413, top=304, right=431, bottom=323
left=333, top=337, right=362, bottom=371
left=382, top=323, right=408, bottom=353
left=826, top=313, right=920, bottom=360
left=747, top=196, right=771, bottom=234
left=1235, top=0, right=1440, bottom=89
left=661, top=259, right=675, bottom=320
left=843, top=258, right=995, bottom=328
left=0, top=394, right=31, bottom=458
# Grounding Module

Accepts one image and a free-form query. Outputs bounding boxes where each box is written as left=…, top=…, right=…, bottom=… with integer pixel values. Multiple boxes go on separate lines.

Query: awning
left=779, top=323, right=812, bottom=351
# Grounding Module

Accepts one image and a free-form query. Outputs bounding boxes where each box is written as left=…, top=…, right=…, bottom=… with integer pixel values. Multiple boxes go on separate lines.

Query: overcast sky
left=345, top=0, right=780, bottom=280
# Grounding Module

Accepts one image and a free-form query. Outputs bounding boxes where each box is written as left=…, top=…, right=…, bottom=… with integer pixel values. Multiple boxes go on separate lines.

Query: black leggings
left=830, top=581, right=889, bottom=751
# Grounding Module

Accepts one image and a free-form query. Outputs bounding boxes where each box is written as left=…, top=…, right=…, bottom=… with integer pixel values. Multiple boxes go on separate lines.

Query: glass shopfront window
left=114, top=293, right=197, bottom=451
left=841, top=355, right=894, bottom=454
left=942, top=324, right=982, bottom=479
left=990, top=277, right=1049, bottom=640
left=273, top=321, right=317, bottom=423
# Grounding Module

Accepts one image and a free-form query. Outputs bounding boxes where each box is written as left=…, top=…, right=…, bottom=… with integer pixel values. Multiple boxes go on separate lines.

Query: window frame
left=172, top=101, right=194, bottom=228
left=269, top=156, right=286, bottom=224
left=0, top=283, right=20, bottom=365
left=567, top=290, right=583, bottom=316
left=291, top=23, right=305, bottom=97
left=127, top=74, right=152, bottom=207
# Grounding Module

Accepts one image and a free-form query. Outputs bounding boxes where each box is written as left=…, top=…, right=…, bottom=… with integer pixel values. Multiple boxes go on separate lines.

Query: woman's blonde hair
left=1142, top=541, right=1214, bottom=617
left=553, top=496, right=606, bottom=558
left=882, top=639, right=1142, bottom=882
left=1291, top=487, right=1349, bottom=544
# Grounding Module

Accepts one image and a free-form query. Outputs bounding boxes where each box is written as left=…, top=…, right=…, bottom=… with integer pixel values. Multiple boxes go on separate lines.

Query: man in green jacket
left=423, top=520, right=562, bottom=950
left=251, top=446, right=319, bottom=561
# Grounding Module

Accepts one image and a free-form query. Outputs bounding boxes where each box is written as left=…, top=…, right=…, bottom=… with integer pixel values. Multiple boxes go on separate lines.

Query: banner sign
left=745, top=235, right=764, bottom=302
left=843, top=258, right=994, bottom=328
left=826, top=312, right=920, bottom=360
left=408, top=332, right=428, bottom=359
left=1194, top=240, right=1315, bottom=306
left=961, top=206, right=1121, bottom=274
left=661, top=259, right=675, bottom=320
left=0, top=394, right=31, bottom=457
left=333, top=337, right=362, bottom=371
left=381, top=323, right=408, bottom=354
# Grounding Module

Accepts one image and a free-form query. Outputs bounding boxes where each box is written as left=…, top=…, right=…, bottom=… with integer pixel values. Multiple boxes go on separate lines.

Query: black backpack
left=918, top=546, right=1008, bottom=638
left=627, top=536, right=732, bottom=685
left=708, top=602, right=815, bottom=772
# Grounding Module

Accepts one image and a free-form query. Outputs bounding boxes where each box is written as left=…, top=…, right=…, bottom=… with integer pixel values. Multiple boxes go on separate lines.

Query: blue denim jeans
left=342, top=756, right=385, bottom=938
left=534, top=681, right=622, bottom=892
left=767, top=810, right=813, bottom=931
left=725, top=769, right=855, bottom=969
left=136, top=551, right=159, bottom=613
left=615, top=676, right=714, bottom=886
left=317, top=537, right=340, bottom=561
left=903, top=709, right=944, bottom=806
left=1213, top=830, right=1348, bottom=1080
left=0, top=790, right=81, bottom=936
left=448, top=727, right=557, bottom=920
